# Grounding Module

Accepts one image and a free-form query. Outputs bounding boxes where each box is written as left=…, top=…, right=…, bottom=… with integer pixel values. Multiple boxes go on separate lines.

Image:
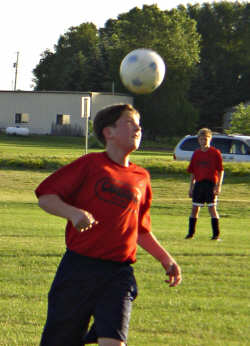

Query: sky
left=1, top=0, right=223, bottom=91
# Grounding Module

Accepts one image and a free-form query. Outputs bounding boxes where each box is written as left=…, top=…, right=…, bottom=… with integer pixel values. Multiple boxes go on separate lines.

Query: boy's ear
left=102, top=126, right=114, bottom=141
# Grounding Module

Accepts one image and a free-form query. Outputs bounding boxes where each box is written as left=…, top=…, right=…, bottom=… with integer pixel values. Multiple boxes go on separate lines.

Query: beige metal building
left=0, top=90, right=133, bottom=135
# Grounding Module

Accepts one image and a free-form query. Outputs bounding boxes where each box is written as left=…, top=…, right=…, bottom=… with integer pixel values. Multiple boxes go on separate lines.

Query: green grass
left=1, top=133, right=250, bottom=177
left=0, top=134, right=250, bottom=345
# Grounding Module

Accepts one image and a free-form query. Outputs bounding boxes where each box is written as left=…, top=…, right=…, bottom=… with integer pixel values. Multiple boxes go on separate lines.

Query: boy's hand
left=165, top=262, right=182, bottom=287
left=71, top=210, right=98, bottom=232
left=214, top=185, right=221, bottom=195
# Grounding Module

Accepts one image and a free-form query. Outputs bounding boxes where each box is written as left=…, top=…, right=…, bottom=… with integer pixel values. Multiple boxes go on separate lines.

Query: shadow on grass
left=177, top=252, right=249, bottom=257
left=0, top=252, right=62, bottom=258
left=0, top=133, right=84, bottom=149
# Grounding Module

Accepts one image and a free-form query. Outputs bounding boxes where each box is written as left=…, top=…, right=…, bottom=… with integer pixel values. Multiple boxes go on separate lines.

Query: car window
left=180, top=138, right=199, bottom=151
left=211, top=138, right=232, bottom=154
left=230, top=140, right=248, bottom=155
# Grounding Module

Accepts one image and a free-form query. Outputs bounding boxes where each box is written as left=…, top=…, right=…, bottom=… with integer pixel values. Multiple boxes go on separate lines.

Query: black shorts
left=192, top=180, right=217, bottom=207
left=40, top=250, right=137, bottom=346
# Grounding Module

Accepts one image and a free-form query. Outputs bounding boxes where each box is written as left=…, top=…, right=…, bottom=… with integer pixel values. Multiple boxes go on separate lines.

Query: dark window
left=56, top=114, right=71, bottom=125
left=211, top=138, right=232, bottom=153
left=180, top=138, right=199, bottom=151
left=56, top=114, right=63, bottom=125
left=230, top=140, right=248, bottom=155
left=15, top=113, right=21, bottom=123
left=15, top=113, right=29, bottom=123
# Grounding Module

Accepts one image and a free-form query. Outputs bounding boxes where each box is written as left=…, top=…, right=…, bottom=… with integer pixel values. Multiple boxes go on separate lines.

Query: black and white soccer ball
left=120, top=48, right=166, bottom=95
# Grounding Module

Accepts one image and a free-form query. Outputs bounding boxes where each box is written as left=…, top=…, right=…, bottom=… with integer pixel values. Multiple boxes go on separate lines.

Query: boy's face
left=198, top=134, right=212, bottom=150
left=106, top=110, right=142, bottom=153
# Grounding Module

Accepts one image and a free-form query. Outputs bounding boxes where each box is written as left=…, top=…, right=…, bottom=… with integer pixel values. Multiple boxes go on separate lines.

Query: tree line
left=33, top=1, right=250, bottom=138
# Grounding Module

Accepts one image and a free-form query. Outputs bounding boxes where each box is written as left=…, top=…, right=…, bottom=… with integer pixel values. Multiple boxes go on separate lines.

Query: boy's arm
left=214, top=170, right=224, bottom=195
left=189, top=174, right=195, bottom=198
left=38, top=194, right=98, bottom=231
left=137, top=232, right=182, bottom=287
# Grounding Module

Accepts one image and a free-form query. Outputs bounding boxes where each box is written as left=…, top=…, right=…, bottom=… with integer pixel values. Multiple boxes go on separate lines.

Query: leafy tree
left=33, top=5, right=201, bottom=136
left=186, top=2, right=250, bottom=131
left=32, top=2, right=250, bottom=137
left=33, top=23, right=104, bottom=91
left=99, top=5, right=201, bottom=137
left=227, top=103, right=250, bottom=135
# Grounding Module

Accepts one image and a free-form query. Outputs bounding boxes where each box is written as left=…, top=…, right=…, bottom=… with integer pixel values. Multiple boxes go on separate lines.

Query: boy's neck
left=106, top=147, right=130, bottom=167
left=201, top=146, right=210, bottom=152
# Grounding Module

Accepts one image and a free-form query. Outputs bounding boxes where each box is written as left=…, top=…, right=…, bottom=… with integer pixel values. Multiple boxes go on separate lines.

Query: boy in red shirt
left=185, top=128, right=224, bottom=240
left=36, top=104, right=181, bottom=346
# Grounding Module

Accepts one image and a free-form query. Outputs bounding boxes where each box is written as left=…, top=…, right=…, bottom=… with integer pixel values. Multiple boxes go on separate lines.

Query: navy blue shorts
left=40, top=250, right=137, bottom=346
left=192, top=180, right=217, bottom=207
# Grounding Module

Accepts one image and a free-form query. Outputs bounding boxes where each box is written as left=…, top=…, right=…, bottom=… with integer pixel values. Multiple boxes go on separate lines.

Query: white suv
left=173, top=134, right=250, bottom=162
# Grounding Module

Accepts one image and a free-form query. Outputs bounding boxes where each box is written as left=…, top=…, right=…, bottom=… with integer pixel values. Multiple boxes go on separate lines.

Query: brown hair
left=197, top=128, right=212, bottom=137
left=93, top=104, right=139, bottom=145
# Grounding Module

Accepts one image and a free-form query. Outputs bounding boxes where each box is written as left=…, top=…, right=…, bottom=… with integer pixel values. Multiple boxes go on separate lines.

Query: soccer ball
left=119, top=48, right=166, bottom=95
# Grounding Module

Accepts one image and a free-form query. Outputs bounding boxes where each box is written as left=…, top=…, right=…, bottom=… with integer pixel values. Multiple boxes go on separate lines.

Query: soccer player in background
left=35, top=103, right=182, bottom=346
left=185, top=128, right=224, bottom=240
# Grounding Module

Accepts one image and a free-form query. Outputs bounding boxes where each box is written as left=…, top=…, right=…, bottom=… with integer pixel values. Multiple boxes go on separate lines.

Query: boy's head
left=94, top=104, right=140, bottom=145
left=197, top=128, right=212, bottom=149
left=197, top=128, right=212, bottom=138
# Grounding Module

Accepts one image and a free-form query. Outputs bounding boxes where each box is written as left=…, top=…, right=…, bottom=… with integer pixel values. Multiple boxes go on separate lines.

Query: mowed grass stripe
left=0, top=134, right=249, bottom=345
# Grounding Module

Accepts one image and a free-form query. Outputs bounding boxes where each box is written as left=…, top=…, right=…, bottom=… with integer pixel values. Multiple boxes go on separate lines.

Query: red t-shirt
left=187, top=146, right=224, bottom=183
left=35, top=152, right=152, bottom=263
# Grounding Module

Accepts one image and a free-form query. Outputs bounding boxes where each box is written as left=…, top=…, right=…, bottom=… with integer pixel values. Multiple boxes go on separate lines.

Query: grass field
left=0, top=134, right=249, bottom=345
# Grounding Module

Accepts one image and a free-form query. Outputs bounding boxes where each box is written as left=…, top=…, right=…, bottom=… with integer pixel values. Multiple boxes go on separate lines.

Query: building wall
left=0, top=91, right=133, bottom=135
left=91, top=92, right=133, bottom=118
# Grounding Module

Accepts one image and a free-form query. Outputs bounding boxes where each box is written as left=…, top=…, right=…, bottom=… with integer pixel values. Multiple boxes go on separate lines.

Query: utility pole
left=81, top=97, right=91, bottom=155
left=85, top=114, right=88, bottom=155
left=13, top=51, right=19, bottom=91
